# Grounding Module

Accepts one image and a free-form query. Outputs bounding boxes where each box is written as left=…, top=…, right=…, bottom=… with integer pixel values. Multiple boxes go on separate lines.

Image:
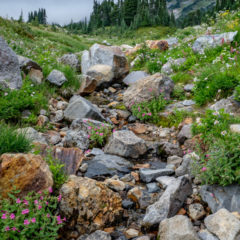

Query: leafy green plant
left=131, top=95, right=167, bottom=123
left=171, top=85, right=186, bottom=100
left=85, top=120, right=112, bottom=147
left=234, top=85, right=240, bottom=102
left=0, top=123, right=32, bottom=155
left=43, top=151, right=67, bottom=191
left=0, top=189, right=65, bottom=240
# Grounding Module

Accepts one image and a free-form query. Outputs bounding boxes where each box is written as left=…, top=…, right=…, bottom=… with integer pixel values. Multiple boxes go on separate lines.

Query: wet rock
left=0, top=154, right=53, bottom=198
left=143, top=176, right=192, bottom=227
left=64, top=95, right=105, bottom=122
left=60, top=175, right=122, bottom=235
left=86, top=64, right=114, bottom=88
left=81, top=43, right=129, bottom=79
left=198, top=229, right=218, bottom=240
left=159, top=142, right=183, bottom=158
left=58, top=53, right=80, bottom=71
left=199, top=185, right=240, bottom=213
left=177, top=124, right=192, bottom=145
left=158, top=215, right=199, bottom=240
left=204, top=208, right=240, bottom=240
left=189, top=203, right=206, bottom=221
left=139, top=168, right=174, bottom=183
left=84, top=154, right=132, bottom=179
left=123, top=73, right=174, bottom=108
left=0, top=36, right=22, bottom=89
left=193, top=31, right=238, bottom=54
left=123, top=71, right=149, bottom=86
left=104, top=130, right=147, bottom=159
left=46, top=69, right=67, bottom=87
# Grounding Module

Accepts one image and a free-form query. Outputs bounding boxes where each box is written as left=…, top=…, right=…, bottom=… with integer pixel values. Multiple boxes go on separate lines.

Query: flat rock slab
left=84, top=153, right=132, bottom=179
left=140, top=168, right=174, bottom=183
left=123, top=71, right=149, bottom=85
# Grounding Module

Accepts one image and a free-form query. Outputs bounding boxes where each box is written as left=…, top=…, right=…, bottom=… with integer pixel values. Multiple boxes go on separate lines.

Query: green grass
left=0, top=123, right=32, bottom=155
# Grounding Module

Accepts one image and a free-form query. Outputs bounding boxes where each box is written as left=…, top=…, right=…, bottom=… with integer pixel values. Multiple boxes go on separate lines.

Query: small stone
left=105, top=179, right=126, bottom=192
left=109, top=87, right=117, bottom=93
left=47, top=69, right=67, bottom=87
left=198, top=229, right=218, bottom=240
left=189, top=203, right=206, bottom=221
left=139, top=168, right=174, bottom=183
left=125, top=229, right=139, bottom=239
left=167, top=156, right=183, bottom=168
left=37, top=115, right=49, bottom=127
left=230, top=124, right=240, bottom=134
left=79, top=163, right=88, bottom=173
left=85, top=230, right=111, bottom=240
left=146, top=182, right=160, bottom=193
left=184, top=84, right=195, bottom=92
left=122, top=200, right=135, bottom=209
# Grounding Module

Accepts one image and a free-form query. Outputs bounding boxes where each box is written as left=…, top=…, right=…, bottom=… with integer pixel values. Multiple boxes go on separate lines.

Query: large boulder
left=58, top=53, right=80, bottom=71
left=17, top=55, right=42, bottom=73
left=64, top=95, right=105, bottom=122
left=123, top=73, right=174, bottom=109
left=0, top=154, right=53, bottom=198
left=104, top=130, right=147, bottom=159
left=158, top=215, right=199, bottom=240
left=81, top=43, right=129, bottom=79
left=46, top=69, right=67, bottom=87
left=18, top=127, right=47, bottom=144
left=0, top=36, right=22, bottom=89
left=204, top=208, right=240, bottom=240
left=84, top=153, right=132, bottom=179
left=143, top=176, right=192, bottom=227
left=192, top=31, right=238, bottom=54
left=123, top=71, right=149, bottom=86
left=60, top=175, right=123, bottom=235
left=199, top=185, right=240, bottom=213
left=86, top=64, right=114, bottom=88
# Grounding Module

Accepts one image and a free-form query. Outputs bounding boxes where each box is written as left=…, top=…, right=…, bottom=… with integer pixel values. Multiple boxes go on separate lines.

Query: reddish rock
left=146, top=40, right=169, bottom=51
left=0, top=154, right=53, bottom=198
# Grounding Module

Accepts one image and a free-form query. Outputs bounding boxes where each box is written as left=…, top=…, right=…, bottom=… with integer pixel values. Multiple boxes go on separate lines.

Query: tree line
left=65, top=0, right=176, bottom=34
left=27, top=8, right=47, bottom=25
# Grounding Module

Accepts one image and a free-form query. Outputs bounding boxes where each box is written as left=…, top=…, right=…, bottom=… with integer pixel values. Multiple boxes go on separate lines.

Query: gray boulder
left=158, top=215, right=199, bottom=240
left=177, top=124, right=192, bottom=145
left=58, top=53, right=80, bottom=71
left=200, top=185, right=240, bottom=213
left=159, top=142, right=183, bottom=158
left=46, top=69, right=67, bottom=87
left=64, top=96, right=105, bottom=122
left=84, top=153, right=132, bottom=179
left=123, top=73, right=174, bottom=109
left=205, top=208, right=240, bottom=240
left=104, top=130, right=147, bottom=159
left=0, top=36, right=22, bottom=89
left=17, top=55, right=42, bottom=73
left=165, top=37, right=178, bottom=47
left=123, top=71, right=149, bottom=86
left=161, top=58, right=186, bottom=75
left=18, top=127, right=47, bottom=144
left=209, top=98, right=240, bottom=115
left=140, top=168, right=174, bottom=183
left=143, top=176, right=192, bottom=227
left=81, top=43, right=129, bottom=79
left=192, top=31, right=238, bottom=54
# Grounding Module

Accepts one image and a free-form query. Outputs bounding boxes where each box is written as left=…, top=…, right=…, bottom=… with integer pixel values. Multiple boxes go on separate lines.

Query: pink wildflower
left=40, top=196, right=44, bottom=200
left=100, top=133, right=104, bottom=136
left=147, top=113, right=152, bottom=116
left=24, top=219, right=30, bottom=225
left=21, top=209, right=29, bottom=215
left=23, top=200, right=29, bottom=205
left=48, top=187, right=53, bottom=193
left=5, top=226, right=10, bottom=231
left=34, top=200, right=38, bottom=205
left=38, top=205, right=42, bottom=210
left=58, top=194, right=62, bottom=202
left=10, top=213, right=15, bottom=220
left=45, top=201, right=49, bottom=205
left=16, top=198, right=21, bottom=204
left=87, top=135, right=90, bottom=138
left=113, top=129, right=116, bottom=133
left=31, top=218, right=36, bottom=223
left=96, top=132, right=99, bottom=135
left=1, top=214, right=7, bottom=219
left=201, top=167, right=207, bottom=172
left=47, top=214, right=50, bottom=218
left=12, top=227, right=17, bottom=231
left=142, top=113, right=145, bottom=117
left=88, top=126, right=92, bottom=130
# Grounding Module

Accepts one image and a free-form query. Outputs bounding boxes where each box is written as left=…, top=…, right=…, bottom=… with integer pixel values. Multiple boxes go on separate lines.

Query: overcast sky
left=0, top=0, right=96, bottom=25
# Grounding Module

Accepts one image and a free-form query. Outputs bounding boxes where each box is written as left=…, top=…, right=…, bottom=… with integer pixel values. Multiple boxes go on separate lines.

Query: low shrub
left=234, top=85, right=240, bottom=102
left=0, top=123, right=32, bottom=155
left=0, top=189, right=65, bottom=239
left=131, top=95, right=167, bottom=123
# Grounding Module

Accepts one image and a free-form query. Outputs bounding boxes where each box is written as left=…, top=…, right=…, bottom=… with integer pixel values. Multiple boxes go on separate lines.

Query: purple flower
left=21, top=209, right=29, bottom=215
left=5, top=226, right=10, bottom=231
left=10, top=213, right=15, bottom=220
left=12, top=227, right=17, bottom=231
left=1, top=214, right=7, bottom=219
left=31, top=218, right=36, bottom=223
left=48, top=187, right=53, bottom=193
left=38, top=205, right=42, bottom=210
left=58, top=194, right=62, bottom=202
left=24, top=219, right=30, bottom=225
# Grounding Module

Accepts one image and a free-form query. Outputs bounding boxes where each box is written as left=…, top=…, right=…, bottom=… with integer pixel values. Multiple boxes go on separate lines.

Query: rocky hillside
left=167, top=0, right=216, bottom=19
left=0, top=8, right=240, bottom=240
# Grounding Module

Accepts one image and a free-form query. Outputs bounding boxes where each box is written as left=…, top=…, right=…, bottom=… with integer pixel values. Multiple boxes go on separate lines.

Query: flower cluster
left=0, top=189, right=65, bottom=239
